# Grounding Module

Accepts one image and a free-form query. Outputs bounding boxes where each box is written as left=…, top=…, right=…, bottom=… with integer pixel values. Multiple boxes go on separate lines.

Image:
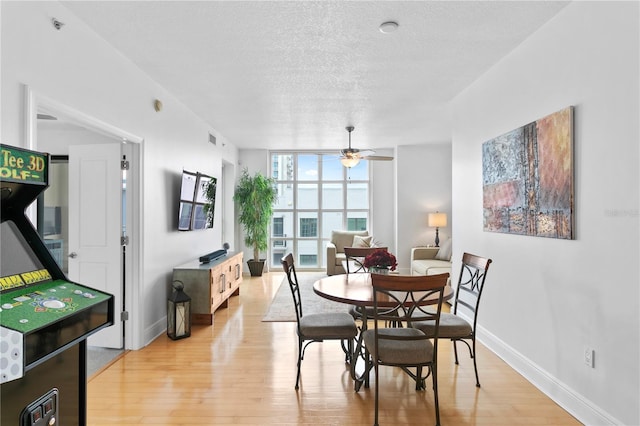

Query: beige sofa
left=326, top=230, right=370, bottom=275
left=410, top=239, right=452, bottom=276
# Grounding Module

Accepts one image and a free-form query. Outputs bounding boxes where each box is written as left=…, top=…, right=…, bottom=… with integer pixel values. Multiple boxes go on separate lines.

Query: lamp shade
left=428, top=212, right=447, bottom=228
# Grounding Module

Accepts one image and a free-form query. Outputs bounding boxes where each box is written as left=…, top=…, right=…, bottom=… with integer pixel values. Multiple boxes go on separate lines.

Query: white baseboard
left=144, top=316, right=167, bottom=348
left=476, top=324, right=621, bottom=426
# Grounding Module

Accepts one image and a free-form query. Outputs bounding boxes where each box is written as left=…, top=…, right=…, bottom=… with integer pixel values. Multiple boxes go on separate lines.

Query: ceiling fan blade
left=37, top=113, right=58, bottom=120
left=361, top=155, right=394, bottom=161
left=357, top=149, right=375, bottom=157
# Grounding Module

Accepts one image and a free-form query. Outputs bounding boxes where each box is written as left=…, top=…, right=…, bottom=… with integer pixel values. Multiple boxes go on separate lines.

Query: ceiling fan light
left=341, top=157, right=360, bottom=168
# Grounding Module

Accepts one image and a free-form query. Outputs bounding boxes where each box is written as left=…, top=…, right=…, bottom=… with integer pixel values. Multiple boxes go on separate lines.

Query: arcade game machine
left=0, top=144, right=114, bottom=426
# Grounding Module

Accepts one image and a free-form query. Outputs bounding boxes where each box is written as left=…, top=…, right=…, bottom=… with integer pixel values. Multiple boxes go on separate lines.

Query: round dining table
left=313, top=271, right=452, bottom=308
left=313, top=272, right=452, bottom=390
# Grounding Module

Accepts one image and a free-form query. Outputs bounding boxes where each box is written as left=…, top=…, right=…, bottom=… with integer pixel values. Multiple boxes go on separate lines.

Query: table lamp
left=428, top=212, right=447, bottom=247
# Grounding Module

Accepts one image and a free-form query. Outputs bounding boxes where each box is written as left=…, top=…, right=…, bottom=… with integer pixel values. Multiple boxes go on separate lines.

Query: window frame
left=269, top=152, right=370, bottom=270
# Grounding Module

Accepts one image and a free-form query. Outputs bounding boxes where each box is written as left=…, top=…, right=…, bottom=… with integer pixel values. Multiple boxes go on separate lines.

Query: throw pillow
left=352, top=235, right=373, bottom=248
left=369, top=237, right=383, bottom=248
left=331, top=230, right=368, bottom=252
left=435, top=239, right=452, bottom=261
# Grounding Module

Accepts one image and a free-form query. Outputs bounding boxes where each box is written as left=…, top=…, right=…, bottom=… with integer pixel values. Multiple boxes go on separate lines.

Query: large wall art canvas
left=482, top=106, right=574, bottom=239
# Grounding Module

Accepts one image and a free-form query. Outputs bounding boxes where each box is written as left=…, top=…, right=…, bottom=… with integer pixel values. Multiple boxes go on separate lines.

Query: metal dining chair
left=362, top=272, right=449, bottom=426
left=344, top=246, right=389, bottom=322
left=280, top=253, right=358, bottom=390
left=344, top=246, right=388, bottom=274
left=412, top=252, right=492, bottom=387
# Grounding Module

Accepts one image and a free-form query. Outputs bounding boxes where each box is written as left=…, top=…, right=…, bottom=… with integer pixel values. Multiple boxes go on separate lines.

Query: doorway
left=26, top=86, right=142, bottom=353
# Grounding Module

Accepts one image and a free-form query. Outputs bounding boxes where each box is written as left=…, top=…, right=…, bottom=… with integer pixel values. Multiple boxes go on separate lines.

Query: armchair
left=326, top=230, right=369, bottom=275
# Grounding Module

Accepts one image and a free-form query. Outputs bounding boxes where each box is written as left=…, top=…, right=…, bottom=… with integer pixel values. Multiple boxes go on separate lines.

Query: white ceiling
left=59, top=1, right=570, bottom=152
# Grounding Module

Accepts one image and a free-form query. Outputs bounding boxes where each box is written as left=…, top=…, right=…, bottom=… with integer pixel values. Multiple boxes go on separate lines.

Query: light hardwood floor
left=88, top=272, right=581, bottom=425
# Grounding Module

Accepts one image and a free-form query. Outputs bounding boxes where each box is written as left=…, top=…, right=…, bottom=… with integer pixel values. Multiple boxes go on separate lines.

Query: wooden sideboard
left=172, top=251, right=243, bottom=325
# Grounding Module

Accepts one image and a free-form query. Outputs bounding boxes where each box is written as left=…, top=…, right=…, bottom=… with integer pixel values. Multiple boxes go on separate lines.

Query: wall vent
left=209, top=133, right=217, bottom=146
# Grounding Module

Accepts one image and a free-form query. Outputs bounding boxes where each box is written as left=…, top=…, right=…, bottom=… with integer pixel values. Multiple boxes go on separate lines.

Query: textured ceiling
left=60, top=1, right=569, bottom=151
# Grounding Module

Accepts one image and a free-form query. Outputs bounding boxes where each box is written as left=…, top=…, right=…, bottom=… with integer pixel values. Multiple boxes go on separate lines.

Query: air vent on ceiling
left=209, top=133, right=217, bottom=146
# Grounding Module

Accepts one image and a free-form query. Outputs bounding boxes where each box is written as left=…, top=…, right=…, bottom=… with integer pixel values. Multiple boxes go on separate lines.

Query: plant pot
left=247, top=259, right=266, bottom=277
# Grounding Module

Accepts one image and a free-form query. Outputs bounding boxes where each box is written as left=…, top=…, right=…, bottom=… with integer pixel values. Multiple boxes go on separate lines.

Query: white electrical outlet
left=584, top=347, right=595, bottom=368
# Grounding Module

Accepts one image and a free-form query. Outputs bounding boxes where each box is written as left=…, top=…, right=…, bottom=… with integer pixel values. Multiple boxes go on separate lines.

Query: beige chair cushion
left=299, top=313, right=358, bottom=339
left=363, top=328, right=434, bottom=364
left=412, top=312, right=472, bottom=338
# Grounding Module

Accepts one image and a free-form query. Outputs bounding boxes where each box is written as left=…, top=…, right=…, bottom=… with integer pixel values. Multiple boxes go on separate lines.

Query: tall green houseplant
left=202, top=177, right=217, bottom=229
left=234, top=168, right=277, bottom=276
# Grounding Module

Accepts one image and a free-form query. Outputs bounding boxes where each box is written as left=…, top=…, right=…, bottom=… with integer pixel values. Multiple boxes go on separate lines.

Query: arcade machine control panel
left=0, top=272, right=113, bottom=383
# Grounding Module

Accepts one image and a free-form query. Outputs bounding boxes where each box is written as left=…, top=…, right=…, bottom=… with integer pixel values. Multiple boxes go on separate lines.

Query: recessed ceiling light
left=379, top=21, right=399, bottom=34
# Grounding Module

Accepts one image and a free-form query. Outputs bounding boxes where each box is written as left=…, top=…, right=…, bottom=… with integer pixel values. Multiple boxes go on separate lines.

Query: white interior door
left=69, top=143, right=123, bottom=349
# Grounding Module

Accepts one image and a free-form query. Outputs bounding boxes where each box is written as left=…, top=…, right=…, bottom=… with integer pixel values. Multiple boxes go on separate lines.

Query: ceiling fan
left=340, top=126, right=393, bottom=168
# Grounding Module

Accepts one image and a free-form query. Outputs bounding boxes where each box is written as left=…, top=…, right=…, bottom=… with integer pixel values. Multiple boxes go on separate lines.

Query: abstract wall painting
left=482, top=106, right=574, bottom=239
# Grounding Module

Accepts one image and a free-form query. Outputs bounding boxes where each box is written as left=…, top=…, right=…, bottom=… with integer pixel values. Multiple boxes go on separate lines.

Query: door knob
left=68, top=252, right=78, bottom=258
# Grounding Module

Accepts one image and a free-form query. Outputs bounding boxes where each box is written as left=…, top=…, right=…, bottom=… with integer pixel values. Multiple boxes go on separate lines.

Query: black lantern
left=167, top=280, right=191, bottom=340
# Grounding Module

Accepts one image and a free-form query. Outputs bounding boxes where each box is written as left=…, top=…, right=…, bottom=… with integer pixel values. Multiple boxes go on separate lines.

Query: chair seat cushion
left=412, top=312, right=472, bottom=338
left=299, top=313, right=357, bottom=339
left=362, top=328, right=433, bottom=365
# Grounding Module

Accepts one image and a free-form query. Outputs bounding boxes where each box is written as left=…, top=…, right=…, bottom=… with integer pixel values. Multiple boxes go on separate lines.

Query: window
left=273, top=217, right=285, bottom=246
left=299, top=254, right=318, bottom=266
left=347, top=217, right=367, bottom=231
left=300, top=218, right=317, bottom=237
left=269, top=152, right=370, bottom=270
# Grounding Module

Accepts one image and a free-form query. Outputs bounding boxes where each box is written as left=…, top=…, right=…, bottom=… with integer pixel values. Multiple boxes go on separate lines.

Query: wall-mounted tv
left=178, top=170, right=217, bottom=231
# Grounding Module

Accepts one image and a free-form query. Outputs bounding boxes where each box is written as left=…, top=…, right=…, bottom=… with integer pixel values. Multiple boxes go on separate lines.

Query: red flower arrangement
left=363, top=249, right=397, bottom=271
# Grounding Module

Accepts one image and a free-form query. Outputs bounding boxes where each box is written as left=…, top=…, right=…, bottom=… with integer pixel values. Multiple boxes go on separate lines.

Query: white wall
left=370, top=148, right=396, bottom=253
left=396, top=143, right=452, bottom=269
left=451, top=2, right=639, bottom=425
left=1, top=1, right=239, bottom=349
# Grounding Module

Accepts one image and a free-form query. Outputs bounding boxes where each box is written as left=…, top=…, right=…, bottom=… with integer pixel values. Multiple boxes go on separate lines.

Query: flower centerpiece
left=363, top=249, right=398, bottom=274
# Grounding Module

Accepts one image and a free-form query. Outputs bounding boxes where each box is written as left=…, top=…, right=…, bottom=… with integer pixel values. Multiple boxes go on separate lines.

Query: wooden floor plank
left=88, top=272, right=581, bottom=425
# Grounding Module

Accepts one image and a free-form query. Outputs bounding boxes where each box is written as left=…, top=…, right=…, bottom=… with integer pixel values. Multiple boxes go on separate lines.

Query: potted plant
left=234, top=168, right=277, bottom=276
left=363, top=249, right=398, bottom=274
left=202, top=177, right=217, bottom=229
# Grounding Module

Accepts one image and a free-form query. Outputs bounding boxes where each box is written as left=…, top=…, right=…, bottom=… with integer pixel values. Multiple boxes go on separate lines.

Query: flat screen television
left=178, top=170, right=217, bottom=231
